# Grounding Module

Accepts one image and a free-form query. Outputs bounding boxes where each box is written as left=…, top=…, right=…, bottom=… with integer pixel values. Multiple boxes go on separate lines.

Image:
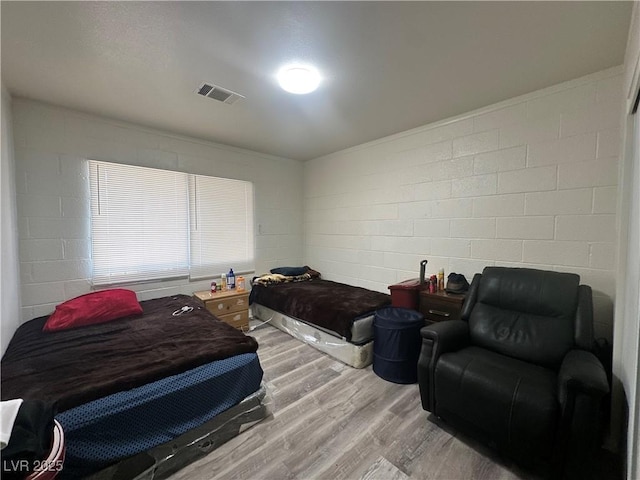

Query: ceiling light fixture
left=277, top=64, right=321, bottom=94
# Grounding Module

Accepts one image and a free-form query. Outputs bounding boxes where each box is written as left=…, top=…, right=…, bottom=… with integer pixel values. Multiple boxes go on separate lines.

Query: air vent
left=196, top=83, right=244, bottom=105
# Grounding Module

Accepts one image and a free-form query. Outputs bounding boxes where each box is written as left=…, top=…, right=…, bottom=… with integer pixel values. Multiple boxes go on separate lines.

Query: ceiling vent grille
left=196, top=83, right=244, bottom=105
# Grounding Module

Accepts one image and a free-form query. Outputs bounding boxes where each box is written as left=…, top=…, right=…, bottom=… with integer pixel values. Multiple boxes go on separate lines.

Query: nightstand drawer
left=421, top=302, right=461, bottom=322
left=218, top=310, right=249, bottom=331
left=204, top=293, right=249, bottom=316
left=193, top=289, right=250, bottom=333
left=419, top=291, right=465, bottom=323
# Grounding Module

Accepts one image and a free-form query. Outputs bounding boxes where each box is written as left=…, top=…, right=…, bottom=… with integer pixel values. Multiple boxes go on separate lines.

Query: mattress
left=1, top=295, right=266, bottom=479
left=267, top=309, right=375, bottom=345
left=300, top=310, right=377, bottom=345
left=1, top=295, right=259, bottom=411
left=252, top=304, right=374, bottom=369
left=57, top=353, right=264, bottom=479
left=249, top=279, right=390, bottom=342
left=85, top=384, right=272, bottom=480
left=349, top=314, right=376, bottom=344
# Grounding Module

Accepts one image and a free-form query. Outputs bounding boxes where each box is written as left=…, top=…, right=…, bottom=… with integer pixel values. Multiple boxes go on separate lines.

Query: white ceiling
left=1, top=2, right=632, bottom=161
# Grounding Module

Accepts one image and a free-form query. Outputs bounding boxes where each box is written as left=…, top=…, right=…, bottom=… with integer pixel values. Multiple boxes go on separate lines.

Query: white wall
left=611, top=3, right=640, bottom=477
left=12, top=99, right=303, bottom=320
left=1, top=86, right=22, bottom=355
left=304, top=67, right=623, bottom=342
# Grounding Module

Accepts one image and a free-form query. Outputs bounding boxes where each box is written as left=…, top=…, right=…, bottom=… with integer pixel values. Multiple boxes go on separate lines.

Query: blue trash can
left=373, top=307, right=425, bottom=384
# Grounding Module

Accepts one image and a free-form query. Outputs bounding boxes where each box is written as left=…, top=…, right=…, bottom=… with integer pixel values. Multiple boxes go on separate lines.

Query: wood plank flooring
left=166, top=324, right=542, bottom=480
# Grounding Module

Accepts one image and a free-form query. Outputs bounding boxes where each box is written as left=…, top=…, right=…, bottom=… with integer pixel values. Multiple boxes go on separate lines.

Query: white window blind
left=89, top=161, right=190, bottom=285
left=189, top=175, right=255, bottom=279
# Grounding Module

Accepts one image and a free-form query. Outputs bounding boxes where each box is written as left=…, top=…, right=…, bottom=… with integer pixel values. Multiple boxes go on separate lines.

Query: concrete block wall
left=303, top=67, right=623, bottom=340
left=13, top=99, right=303, bottom=320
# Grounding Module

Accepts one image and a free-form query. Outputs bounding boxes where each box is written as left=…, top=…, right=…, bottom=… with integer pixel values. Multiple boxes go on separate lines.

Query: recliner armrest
left=418, top=321, right=469, bottom=412
left=558, top=349, right=609, bottom=405
left=421, top=320, right=469, bottom=357
left=557, top=349, right=610, bottom=478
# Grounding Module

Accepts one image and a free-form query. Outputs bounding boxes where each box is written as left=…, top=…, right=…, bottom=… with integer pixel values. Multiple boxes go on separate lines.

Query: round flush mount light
left=277, top=64, right=321, bottom=94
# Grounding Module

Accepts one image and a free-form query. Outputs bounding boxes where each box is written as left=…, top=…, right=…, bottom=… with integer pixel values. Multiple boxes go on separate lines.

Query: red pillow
left=43, top=289, right=143, bottom=332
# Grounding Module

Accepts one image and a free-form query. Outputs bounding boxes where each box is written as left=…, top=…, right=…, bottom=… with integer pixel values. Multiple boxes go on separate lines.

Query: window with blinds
left=189, top=175, right=254, bottom=280
left=89, top=160, right=254, bottom=286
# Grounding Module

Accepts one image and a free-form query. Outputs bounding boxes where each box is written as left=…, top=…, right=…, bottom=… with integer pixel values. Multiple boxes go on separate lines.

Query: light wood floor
left=167, top=324, right=543, bottom=480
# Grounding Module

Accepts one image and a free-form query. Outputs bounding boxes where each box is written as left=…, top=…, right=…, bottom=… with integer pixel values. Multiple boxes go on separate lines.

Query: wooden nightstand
left=193, top=289, right=250, bottom=332
left=419, top=290, right=466, bottom=324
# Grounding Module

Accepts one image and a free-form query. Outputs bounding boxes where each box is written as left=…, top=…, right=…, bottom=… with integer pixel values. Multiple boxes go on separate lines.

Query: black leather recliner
left=417, top=267, right=609, bottom=478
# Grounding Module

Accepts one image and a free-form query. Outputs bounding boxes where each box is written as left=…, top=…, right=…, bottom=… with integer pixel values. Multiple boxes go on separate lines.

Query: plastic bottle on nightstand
left=437, top=268, right=445, bottom=292
left=227, top=268, right=236, bottom=290
left=220, top=274, right=227, bottom=291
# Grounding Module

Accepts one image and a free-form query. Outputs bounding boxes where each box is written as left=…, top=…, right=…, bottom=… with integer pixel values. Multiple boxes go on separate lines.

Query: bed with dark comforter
left=250, top=279, right=390, bottom=342
left=1, top=294, right=269, bottom=479
left=250, top=276, right=390, bottom=368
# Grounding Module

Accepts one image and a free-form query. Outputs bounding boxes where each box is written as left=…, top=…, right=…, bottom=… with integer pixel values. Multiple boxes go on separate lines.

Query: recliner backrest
left=467, top=267, right=580, bottom=368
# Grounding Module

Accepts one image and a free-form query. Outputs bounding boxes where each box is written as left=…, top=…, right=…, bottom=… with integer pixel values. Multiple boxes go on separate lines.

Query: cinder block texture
left=303, top=68, right=622, bottom=341
left=14, top=100, right=303, bottom=319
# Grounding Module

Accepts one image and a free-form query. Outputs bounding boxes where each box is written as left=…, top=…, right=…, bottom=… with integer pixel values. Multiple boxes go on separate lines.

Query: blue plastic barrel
left=373, top=307, right=425, bottom=384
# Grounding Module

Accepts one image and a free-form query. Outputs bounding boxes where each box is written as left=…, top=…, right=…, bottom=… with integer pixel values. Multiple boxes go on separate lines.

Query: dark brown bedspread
left=1, top=295, right=258, bottom=412
left=250, top=279, right=390, bottom=341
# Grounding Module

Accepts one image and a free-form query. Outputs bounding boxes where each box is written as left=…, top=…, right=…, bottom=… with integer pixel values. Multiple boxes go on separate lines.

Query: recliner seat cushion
left=434, top=346, right=558, bottom=461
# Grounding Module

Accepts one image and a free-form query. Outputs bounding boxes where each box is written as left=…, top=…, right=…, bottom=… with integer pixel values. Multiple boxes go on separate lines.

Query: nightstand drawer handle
left=428, top=309, right=450, bottom=318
